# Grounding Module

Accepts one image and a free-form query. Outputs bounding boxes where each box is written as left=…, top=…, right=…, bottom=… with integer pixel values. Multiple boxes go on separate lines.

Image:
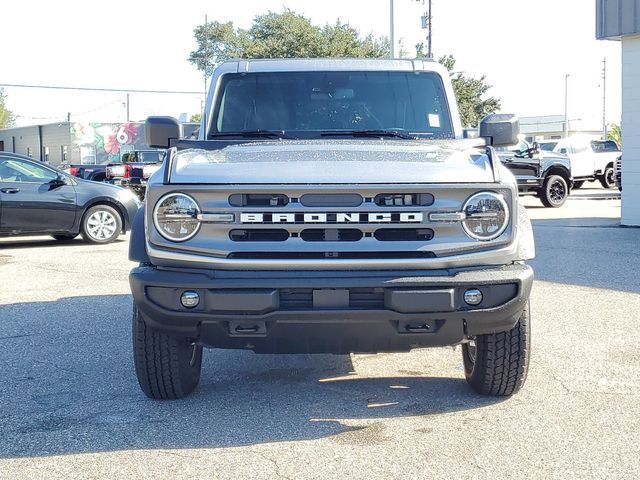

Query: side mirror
left=51, top=174, right=71, bottom=187
left=146, top=116, right=182, bottom=149
left=559, top=148, right=568, bottom=154
left=479, top=114, right=519, bottom=147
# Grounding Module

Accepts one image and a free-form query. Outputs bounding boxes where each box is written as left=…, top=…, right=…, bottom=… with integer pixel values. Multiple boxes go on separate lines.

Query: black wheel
left=572, top=181, right=584, bottom=189
left=51, top=234, right=78, bottom=241
left=462, top=302, right=531, bottom=396
left=599, top=166, right=615, bottom=189
left=133, top=304, right=203, bottom=400
left=540, top=175, right=568, bottom=208
left=80, top=204, right=122, bottom=244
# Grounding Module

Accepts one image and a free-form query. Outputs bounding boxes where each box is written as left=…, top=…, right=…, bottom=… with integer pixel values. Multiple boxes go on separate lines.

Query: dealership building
left=598, top=0, right=640, bottom=225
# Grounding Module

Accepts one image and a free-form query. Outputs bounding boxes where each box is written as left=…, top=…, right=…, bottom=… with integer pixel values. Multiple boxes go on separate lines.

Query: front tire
left=599, top=166, right=615, bottom=189
left=80, top=204, right=122, bottom=244
left=540, top=175, right=568, bottom=208
left=462, top=302, right=531, bottom=396
left=132, top=304, right=203, bottom=400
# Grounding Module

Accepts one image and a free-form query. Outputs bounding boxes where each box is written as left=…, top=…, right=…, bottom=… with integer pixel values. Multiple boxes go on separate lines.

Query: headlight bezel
left=461, top=191, right=510, bottom=241
left=153, top=192, right=201, bottom=242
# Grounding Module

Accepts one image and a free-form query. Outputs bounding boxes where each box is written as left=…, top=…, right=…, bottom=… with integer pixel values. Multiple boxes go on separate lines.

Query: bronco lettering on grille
left=240, top=212, right=424, bottom=224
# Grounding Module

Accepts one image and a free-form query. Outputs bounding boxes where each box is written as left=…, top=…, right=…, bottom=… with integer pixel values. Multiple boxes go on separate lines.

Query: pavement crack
left=0, top=334, right=34, bottom=341
left=258, top=452, right=293, bottom=480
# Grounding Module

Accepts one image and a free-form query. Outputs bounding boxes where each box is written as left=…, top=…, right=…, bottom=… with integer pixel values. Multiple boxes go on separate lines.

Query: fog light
left=464, top=289, right=483, bottom=306
left=180, top=291, right=200, bottom=308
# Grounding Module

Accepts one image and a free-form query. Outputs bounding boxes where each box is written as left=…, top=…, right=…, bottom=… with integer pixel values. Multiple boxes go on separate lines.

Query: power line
left=0, top=83, right=203, bottom=95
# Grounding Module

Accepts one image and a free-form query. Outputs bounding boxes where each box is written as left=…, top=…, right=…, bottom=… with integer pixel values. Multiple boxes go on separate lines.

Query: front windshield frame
left=208, top=70, right=454, bottom=140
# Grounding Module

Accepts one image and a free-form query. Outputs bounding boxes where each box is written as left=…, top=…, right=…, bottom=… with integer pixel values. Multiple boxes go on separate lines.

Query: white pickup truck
left=539, top=138, right=619, bottom=189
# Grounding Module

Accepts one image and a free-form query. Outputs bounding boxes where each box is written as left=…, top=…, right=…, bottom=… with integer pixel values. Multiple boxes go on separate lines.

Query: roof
left=222, top=58, right=445, bottom=75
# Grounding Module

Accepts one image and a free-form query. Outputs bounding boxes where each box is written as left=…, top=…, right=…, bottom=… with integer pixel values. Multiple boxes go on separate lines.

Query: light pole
left=564, top=74, right=570, bottom=138
left=389, top=0, right=395, bottom=58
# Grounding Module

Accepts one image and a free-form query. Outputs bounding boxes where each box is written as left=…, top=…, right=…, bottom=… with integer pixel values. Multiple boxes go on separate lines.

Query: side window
left=0, top=158, right=58, bottom=183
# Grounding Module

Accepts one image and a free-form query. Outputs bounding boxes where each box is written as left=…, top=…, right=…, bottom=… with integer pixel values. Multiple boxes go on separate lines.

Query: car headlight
left=153, top=193, right=201, bottom=242
left=461, top=192, right=509, bottom=241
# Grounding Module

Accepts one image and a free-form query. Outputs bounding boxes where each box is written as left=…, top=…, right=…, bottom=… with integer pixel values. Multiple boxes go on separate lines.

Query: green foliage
left=416, top=46, right=501, bottom=128
left=188, top=10, right=388, bottom=70
left=607, top=123, right=621, bottom=147
left=189, top=113, right=202, bottom=123
left=0, top=89, right=15, bottom=129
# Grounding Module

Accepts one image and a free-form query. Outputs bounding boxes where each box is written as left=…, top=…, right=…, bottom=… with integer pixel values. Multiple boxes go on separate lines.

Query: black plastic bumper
left=129, top=264, right=533, bottom=354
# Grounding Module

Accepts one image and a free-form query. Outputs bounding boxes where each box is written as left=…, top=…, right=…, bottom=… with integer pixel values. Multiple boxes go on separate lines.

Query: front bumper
left=129, top=263, right=533, bottom=354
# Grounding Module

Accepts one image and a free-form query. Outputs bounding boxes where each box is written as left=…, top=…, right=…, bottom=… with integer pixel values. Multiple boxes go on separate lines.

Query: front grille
left=280, top=288, right=384, bottom=309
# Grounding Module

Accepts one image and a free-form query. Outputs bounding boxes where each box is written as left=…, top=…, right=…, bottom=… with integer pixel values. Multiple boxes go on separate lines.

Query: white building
left=597, top=0, right=640, bottom=226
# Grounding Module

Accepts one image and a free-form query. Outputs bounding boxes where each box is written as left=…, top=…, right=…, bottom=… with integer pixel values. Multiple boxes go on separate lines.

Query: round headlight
left=153, top=193, right=201, bottom=242
left=462, top=192, right=509, bottom=241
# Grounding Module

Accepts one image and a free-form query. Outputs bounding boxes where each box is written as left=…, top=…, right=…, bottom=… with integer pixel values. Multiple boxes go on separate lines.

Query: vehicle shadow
left=531, top=217, right=640, bottom=293
left=0, top=236, right=127, bottom=250
left=0, top=294, right=500, bottom=459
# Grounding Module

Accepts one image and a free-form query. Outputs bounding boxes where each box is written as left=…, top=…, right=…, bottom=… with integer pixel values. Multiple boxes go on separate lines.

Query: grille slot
left=374, top=228, right=434, bottom=242
left=299, top=193, right=363, bottom=207
left=228, top=251, right=436, bottom=260
left=280, top=288, right=384, bottom=310
left=229, top=194, right=289, bottom=207
left=229, top=229, right=289, bottom=242
left=374, top=193, right=434, bottom=207
left=300, top=229, right=363, bottom=242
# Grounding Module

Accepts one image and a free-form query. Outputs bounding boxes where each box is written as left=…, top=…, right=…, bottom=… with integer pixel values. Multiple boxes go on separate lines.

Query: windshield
left=591, top=140, right=619, bottom=153
left=539, top=142, right=557, bottom=151
left=211, top=71, right=453, bottom=139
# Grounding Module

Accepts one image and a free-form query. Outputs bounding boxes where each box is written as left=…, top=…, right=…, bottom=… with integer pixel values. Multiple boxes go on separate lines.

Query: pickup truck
left=105, top=150, right=165, bottom=200
left=128, top=58, right=535, bottom=400
left=539, top=138, right=619, bottom=189
left=495, top=140, right=572, bottom=207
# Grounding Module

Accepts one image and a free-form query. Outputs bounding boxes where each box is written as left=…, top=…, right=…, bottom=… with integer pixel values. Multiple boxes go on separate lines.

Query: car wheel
left=599, top=166, right=615, bottom=189
left=572, top=181, right=584, bottom=189
left=51, top=234, right=78, bottom=241
left=540, top=175, right=568, bottom=208
left=132, top=304, right=203, bottom=400
left=462, top=302, right=530, bottom=396
left=80, top=204, right=122, bottom=244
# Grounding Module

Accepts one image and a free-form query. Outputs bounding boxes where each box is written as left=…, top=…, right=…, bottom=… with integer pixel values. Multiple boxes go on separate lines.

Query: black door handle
left=0, top=187, right=20, bottom=194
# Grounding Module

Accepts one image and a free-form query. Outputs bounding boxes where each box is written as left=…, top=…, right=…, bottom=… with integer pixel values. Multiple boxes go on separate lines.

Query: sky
left=1, top=0, right=622, bottom=129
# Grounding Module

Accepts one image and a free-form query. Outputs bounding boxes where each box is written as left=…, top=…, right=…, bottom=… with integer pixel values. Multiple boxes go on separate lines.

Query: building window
left=26, top=147, right=32, bottom=158
left=43, top=146, right=50, bottom=163
left=61, top=145, right=68, bottom=162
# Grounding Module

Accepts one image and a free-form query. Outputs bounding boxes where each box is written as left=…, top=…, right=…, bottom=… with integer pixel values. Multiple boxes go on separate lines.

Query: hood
left=167, top=140, right=495, bottom=184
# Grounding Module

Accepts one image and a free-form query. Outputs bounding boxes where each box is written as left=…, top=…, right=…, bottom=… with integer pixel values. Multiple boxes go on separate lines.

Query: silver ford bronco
left=129, top=59, right=535, bottom=400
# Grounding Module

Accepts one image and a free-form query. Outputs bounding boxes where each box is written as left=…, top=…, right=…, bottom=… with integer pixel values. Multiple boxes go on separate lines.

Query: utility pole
left=564, top=74, right=570, bottom=137
left=389, top=0, right=395, bottom=58
left=602, top=57, right=607, bottom=140
left=126, top=93, right=130, bottom=122
left=428, top=0, right=432, bottom=58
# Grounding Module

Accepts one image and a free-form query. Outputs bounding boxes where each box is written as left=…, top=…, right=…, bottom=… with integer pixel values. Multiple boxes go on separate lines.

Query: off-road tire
left=572, top=181, right=584, bottom=189
left=540, top=175, right=568, bottom=208
left=462, top=302, right=530, bottom=396
left=133, top=304, right=203, bottom=400
left=599, top=166, right=615, bottom=189
left=80, top=204, right=122, bottom=244
left=51, top=234, right=78, bottom=241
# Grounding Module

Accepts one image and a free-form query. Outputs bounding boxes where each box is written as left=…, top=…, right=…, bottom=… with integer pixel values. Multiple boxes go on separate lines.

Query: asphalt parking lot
left=1, top=184, right=639, bottom=479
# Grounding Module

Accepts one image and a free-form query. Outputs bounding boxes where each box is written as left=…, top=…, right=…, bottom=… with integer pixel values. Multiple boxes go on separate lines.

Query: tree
left=189, top=113, right=202, bottom=123
left=0, top=88, right=15, bottom=129
left=607, top=123, right=621, bottom=147
left=416, top=46, right=501, bottom=128
left=188, top=10, right=388, bottom=70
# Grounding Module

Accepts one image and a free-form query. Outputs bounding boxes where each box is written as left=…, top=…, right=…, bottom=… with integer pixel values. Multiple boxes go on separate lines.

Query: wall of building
left=0, top=126, right=40, bottom=159
left=40, top=123, right=72, bottom=166
left=622, top=35, right=640, bottom=226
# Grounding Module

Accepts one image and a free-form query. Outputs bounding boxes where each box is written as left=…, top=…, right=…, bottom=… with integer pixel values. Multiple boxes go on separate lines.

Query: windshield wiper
left=209, top=130, right=289, bottom=139
left=320, top=129, right=419, bottom=140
